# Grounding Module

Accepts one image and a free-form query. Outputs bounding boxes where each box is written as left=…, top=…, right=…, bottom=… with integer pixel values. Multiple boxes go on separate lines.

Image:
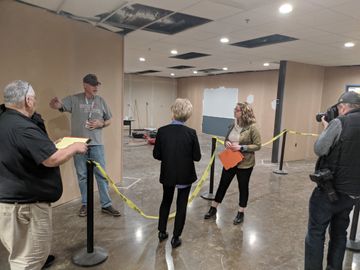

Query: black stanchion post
left=87, top=160, right=94, bottom=253
left=201, top=137, right=216, bottom=200
left=72, top=160, right=108, bottom=267
left=346, top=199, right=360, bottom=251
left=273, top=130, right=288, bottom=175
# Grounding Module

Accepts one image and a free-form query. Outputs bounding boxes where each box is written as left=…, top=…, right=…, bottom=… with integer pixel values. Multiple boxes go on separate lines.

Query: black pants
left=158, top=185, right=191, bottom=237
left=214, top=166, right=253, bottom=207
left=305, top=188, right=355, bottom=270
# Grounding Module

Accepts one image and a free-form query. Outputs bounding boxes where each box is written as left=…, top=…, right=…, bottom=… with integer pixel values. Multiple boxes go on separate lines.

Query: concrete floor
left=1, top=133, right=360, bottom=270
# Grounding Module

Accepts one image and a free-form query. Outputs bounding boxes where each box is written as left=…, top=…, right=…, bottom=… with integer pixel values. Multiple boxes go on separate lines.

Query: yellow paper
left=55, top=137, right=90, bottom=149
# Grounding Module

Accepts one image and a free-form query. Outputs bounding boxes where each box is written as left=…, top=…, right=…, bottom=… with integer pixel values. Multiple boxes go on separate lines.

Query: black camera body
left=309, top=169, right=338, bottom=202
left=316, top=105, right=339, bottom=122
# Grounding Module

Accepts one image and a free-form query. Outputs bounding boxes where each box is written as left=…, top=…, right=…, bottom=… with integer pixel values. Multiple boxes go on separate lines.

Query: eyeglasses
left=25, top=83, right=36, bottom=101
left=234, top=108, right=241, bottom=112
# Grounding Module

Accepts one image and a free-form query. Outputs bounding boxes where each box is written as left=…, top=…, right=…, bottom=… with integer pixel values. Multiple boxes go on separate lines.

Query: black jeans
left=214, top=167, right=253, bottom=207
left=304, top=188, right=355, bottom=270
left=158, top=185, right=191, bottom=237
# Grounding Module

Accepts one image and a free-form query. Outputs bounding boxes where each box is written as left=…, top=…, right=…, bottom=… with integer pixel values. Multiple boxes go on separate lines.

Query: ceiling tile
left=61, top=0, right=124, bottom=17
left=330, top=0, right=360, bottom=19
left=18, top=0, right=63, bottom=11
left=181, top=0, right=243, bottom=20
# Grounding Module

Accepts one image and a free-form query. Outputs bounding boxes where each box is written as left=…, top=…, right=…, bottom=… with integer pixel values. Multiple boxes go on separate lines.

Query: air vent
left=145, top=13, right=212, bottom=35
left=198, top=68, right=223, bottom=73
left=231, top=34, right=298, bottom=48
left=170, top=52, right=210, bottom=60
left=169, top=65, right=195, bottom=69
left=133, top=70, right=160, bottom=74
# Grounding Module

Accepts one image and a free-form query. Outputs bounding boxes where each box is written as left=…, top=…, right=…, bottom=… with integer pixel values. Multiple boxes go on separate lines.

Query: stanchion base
left=346, top=240, right=360, bottom=252
left=273, top=169, right=288, bottom=175
left=72, top=246, right=108, bottom=267
left=201, top=192, right=215, bottom=200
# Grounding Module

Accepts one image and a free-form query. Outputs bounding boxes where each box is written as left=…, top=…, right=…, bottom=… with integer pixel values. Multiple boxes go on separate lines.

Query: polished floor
left=1, top=133, right=360, bottom=270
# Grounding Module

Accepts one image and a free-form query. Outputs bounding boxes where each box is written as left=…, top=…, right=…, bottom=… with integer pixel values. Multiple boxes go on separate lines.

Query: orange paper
left=218, top=149, right=244, bottom=170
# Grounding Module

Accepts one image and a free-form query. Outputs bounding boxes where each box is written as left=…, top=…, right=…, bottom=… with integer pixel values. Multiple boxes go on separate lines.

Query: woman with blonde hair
left=153, top=98, right=201, bottom=248
left=204, top=102, right=261, bottom=224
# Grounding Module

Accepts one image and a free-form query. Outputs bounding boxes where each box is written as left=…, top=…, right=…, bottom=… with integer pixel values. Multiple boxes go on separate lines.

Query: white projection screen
left=202, top=87, right=238, bottom=136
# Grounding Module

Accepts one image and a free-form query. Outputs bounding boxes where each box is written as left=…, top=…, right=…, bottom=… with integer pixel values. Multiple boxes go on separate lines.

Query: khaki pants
left=0, top=203, right=52, bottom=270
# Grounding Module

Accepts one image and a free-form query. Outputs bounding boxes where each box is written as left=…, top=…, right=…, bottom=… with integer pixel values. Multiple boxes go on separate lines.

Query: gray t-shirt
left=61, top=93, right=112, bottom=145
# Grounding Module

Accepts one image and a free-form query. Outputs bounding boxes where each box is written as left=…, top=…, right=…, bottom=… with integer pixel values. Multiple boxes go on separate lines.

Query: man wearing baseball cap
left=305, top=91, right=360, bottom=269
left=49, top=74, right=120, bottom=217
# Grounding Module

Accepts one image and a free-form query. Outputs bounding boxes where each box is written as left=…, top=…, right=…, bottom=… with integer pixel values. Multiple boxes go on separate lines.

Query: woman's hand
left=225, top=141, right=232, bottom=149
left=229, top=142, right=241, bottom=151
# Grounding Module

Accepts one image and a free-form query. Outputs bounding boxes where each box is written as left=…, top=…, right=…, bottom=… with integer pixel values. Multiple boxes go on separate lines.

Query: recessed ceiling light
left=220, top=37, right=229, bottom=43
left=193, top=70, right=198, bottom=74
left=139, top=57, right=146, bottom=62
left=279, top=3, right=293, bottom=14
left=263, top=62, right=270, bottom=67
left=170, top=73, right=175, bottom=76
left=171, top=50, right=178, bottom=55
left=222, top=67, right=228, bottom=71
left=344, top=42, right=355, bottom=48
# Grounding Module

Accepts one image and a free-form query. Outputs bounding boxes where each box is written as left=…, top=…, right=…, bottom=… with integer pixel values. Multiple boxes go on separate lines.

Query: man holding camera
left=305, top=91, right=360, bottom=270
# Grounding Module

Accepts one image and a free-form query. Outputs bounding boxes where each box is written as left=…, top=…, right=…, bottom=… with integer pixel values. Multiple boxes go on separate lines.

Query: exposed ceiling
left=17, top=0, right=360, bottom=78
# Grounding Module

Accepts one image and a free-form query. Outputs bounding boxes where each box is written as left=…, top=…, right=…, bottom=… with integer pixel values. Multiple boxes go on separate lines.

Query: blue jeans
left=305, top=187, right=354, bottom=270
left=73, top=145, right=112, bottom=208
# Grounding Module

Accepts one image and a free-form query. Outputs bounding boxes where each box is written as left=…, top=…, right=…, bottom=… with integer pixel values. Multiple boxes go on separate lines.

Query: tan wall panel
left=282, top=62, right=324, bottom=161
left=124, top=75, right=177, bottom=129
left=322, top=66, right=360, bottom=110
left=0, top=0, right=124, bottom=205
left=178, top=71, right=279, bottom=147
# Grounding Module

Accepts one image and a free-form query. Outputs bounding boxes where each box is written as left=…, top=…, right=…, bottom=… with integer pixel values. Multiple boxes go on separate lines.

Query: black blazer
left=153, top=124, right=201, bottom=186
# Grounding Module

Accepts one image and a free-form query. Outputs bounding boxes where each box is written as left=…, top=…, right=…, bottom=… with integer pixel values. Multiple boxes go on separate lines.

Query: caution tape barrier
left=91, top=148, right=216, bottom=220
left=89, top=128, right=318, bottom=220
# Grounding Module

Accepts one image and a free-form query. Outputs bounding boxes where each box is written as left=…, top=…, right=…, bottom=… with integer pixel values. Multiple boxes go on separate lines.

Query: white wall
left=124, top=74, right=177, bottom=129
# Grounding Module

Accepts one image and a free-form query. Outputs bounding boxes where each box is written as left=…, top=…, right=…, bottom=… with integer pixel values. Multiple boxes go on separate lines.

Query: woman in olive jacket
left=153, top=98, right=201, bottom=248
left=204, top=102, right=261, bottom=224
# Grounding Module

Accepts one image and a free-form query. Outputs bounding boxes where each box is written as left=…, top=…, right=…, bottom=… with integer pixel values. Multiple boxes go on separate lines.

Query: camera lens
left=316, top=113, right=325, bottom=122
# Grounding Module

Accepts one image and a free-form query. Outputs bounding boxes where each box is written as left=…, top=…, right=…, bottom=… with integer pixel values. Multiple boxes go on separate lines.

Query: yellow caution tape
left=213, top=129, right=288, bottom=147
left=90, top=146, right=217, bottom=220
left=89, top=128, right=318, bottom=220
left=261, top=129, right=288, bottom=146
left=214, top=128, right=318, bottom=148
left=287, top=130, right=319, bottom=137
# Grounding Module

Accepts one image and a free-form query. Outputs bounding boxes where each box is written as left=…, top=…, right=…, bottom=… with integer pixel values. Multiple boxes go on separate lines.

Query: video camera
left=309, top=168, right=338, bottom=202
left=315, top=105, right=338, bottom=122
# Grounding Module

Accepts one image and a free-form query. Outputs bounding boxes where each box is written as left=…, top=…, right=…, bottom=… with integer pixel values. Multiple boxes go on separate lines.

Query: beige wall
left=0, top=0, right=124, bottom=205
left=322, top=66, right=360, bottom=110
left=282, top=62, right=325, bottom=161
left=124, top=74, right=177, bottom=129
left=281, top=64, right=360, bottom=161
left=177, top=71, right=279, bottom=147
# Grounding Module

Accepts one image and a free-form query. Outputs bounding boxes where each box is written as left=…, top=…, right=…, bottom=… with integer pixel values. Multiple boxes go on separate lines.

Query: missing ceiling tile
left=231, top=34, right=298, bottom=48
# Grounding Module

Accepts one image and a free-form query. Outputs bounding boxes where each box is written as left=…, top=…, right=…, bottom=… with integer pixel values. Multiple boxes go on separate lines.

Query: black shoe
left=158, top=231, right=169, bottom=242
left=171, top=236, right=182, bottom=248
left=42, top=255, right=55, bottom=269
left=101, top=206, right=121, bottom=217
left=78, top=205, right=87, bottom=217
left=204, top=206, right=217, bottom=219
left=233, top=212, right=244, bottom=225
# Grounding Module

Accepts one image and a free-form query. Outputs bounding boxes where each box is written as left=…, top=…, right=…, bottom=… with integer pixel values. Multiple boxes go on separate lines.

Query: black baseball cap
left=83, top=74, right=101, bottom=86
left=337, top=91, right=360, bottom=105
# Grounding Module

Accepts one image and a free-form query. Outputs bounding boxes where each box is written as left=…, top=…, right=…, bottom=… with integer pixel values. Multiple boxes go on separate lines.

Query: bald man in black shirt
left=0, top=80, right=87, bottom=270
